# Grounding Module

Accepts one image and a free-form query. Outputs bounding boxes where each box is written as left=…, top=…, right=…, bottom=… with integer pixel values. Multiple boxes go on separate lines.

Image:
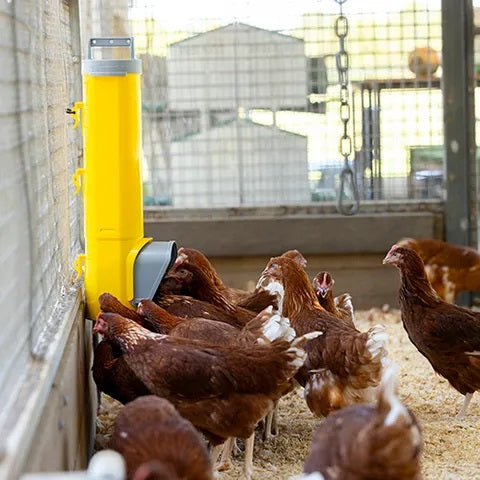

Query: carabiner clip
left=338, top=165, right=360, bottom=216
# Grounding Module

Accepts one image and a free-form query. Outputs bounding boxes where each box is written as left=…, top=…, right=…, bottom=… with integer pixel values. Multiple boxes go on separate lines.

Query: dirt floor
left=97, top=307, right=480, bottom=479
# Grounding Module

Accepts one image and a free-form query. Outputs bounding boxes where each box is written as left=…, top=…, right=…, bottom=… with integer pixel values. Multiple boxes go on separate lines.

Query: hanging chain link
left=334, top=0, right=360, bottom=215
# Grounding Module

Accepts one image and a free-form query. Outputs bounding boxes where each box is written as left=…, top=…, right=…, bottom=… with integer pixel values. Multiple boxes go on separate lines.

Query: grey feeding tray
left=132, top=240, right=177, bottom=305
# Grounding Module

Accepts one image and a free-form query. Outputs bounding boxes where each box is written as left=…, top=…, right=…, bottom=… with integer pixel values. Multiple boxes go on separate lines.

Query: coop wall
left=0, top=1, right=94, bottom=478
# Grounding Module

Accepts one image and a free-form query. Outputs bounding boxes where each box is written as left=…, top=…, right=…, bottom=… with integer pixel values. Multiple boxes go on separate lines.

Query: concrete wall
left=145, top=201, right=443, bottom=308
left=209, top=253, right=402, bottom=309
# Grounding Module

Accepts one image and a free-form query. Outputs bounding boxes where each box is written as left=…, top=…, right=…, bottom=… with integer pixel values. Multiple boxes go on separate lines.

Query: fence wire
left=0, top=0, right=83, bottom=412
left=123, top=0, right=446, bottom=207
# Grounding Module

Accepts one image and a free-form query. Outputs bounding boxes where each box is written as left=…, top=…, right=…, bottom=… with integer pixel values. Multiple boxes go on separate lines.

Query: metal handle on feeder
left=87, top=37, right=135, bottom=60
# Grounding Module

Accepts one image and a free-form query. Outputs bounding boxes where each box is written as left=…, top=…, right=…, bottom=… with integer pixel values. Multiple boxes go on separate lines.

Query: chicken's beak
left=317, top=287, right=328, bottom=298
left=382, top=253, right=392, bottom=265
left=173, top=252, right=187, bottom=269
left=93, top=313, right=106, bottom=334
left=256, top=274, right=270, bottom=290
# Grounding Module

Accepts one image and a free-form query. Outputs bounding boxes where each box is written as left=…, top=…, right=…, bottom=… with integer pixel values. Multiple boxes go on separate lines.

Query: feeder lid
left=132, top=240, right=177, bottom=306
left=82, top=37, right=142, bottom=76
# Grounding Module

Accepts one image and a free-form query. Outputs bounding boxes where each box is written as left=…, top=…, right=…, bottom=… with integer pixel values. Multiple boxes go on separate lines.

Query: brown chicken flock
left=91, top=240, right=480, bottom=479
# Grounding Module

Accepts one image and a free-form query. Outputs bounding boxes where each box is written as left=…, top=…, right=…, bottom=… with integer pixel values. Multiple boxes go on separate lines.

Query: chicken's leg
left=456, top=392, right=473, bottom=420
left=262, top=410, right=274, bottom=442
left=262, top=402, right=279, bottom=441
left=271, top=404, right=279, bottom=436
left=217, top=437, right=234, bottom=470
left=243, top=433, right=255, bottom=480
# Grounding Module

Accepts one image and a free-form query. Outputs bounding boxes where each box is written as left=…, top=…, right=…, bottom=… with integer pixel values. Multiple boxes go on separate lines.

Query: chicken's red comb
left=316, top=272, right=331, bottom=288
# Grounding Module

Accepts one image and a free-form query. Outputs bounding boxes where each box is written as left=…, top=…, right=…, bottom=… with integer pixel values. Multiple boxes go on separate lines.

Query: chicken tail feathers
left=378, top=364, right=415, bottom=432
left=292, top=331, right=323, bottom=349
left=288, top=332, right=323, bottom=369
left=366, top=324, right=388, bottom=362
left=261, top=313, right=296, bottom=343
left=244, top=306, right=297, bottom=345
left=375, top=364, right=423, bottom=472
left=334, top=293, right=356, bottom=323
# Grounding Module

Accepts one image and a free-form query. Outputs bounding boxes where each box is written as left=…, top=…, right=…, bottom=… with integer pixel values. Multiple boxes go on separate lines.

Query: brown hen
left=137, top=299, right=285, bottom=346
left=280, top=249, right=308, bottom=267
left=99, top=292, right=147, bottom=326
left=92, top=340, right=151, bottom=405
left=110, top=396, right=213, bottom=480
left=153, top=293, right=251, bottom=329
left=397, top=237, right=480, bottom=303
left=137, top=299, right=239, bottom=341
left=93, top=311, right=317, bottom=479
left=258, top=256, right=388, bottom=417
left=170, top=247, right=277, bottom=313
left=312, top=271, right=356, bottom=328
left=383, top=244, right=480, bottom=418
left=295, top=366, right=423, bottom=480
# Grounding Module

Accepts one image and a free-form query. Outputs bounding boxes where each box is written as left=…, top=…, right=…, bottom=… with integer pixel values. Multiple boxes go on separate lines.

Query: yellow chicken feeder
left=70, top=37, right=176, bottom=318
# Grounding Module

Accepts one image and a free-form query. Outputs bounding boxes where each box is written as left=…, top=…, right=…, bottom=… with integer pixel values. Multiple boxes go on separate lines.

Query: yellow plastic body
left=79, top=72, right=151, bottom=317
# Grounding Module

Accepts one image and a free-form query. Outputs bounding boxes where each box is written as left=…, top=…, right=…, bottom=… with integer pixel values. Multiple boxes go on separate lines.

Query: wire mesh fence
left=126, top=0, right=449, bottom=208
left=0, top=0, right=83, bottom=412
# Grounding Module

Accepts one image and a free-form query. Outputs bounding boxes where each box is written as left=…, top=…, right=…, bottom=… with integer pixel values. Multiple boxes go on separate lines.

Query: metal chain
left=334, top=0, right=360, bottom=215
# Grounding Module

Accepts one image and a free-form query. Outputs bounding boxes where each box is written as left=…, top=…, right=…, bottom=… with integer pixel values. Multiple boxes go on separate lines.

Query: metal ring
left=340, top=102, right=351, bottom=122
left=336, top=52, right=349, bottom=73
left=339, top=135, right=352, bottom=157
left=334, top=16, right=349, bottom=37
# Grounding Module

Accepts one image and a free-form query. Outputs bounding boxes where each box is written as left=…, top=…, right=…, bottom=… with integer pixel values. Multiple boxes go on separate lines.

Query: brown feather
left=259, top=256, right=386, bottom=417
left=312, top=271, right=356, bottom=328
left=170, top=247, right=277, bottom=312
left=93, top=312, right=305, bottom=445
left=302, top=368, right=422, bottom=480
left=384, top=245, right=480, bottom=396
left=397, top=237, right=480, bottom=302
left=110, top=396, right=212, bottom=480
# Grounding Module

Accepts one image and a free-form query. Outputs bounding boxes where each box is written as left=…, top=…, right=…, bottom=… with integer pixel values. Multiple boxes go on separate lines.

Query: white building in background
left=170, top=119, right=309, bottom=207
left=168, top=22, right=308, bottom=115
left=162, top=22, right=310, bottom=207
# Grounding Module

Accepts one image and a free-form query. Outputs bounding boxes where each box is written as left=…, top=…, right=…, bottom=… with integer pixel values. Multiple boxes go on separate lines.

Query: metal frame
left=441, top=0, right=477, bottom=248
